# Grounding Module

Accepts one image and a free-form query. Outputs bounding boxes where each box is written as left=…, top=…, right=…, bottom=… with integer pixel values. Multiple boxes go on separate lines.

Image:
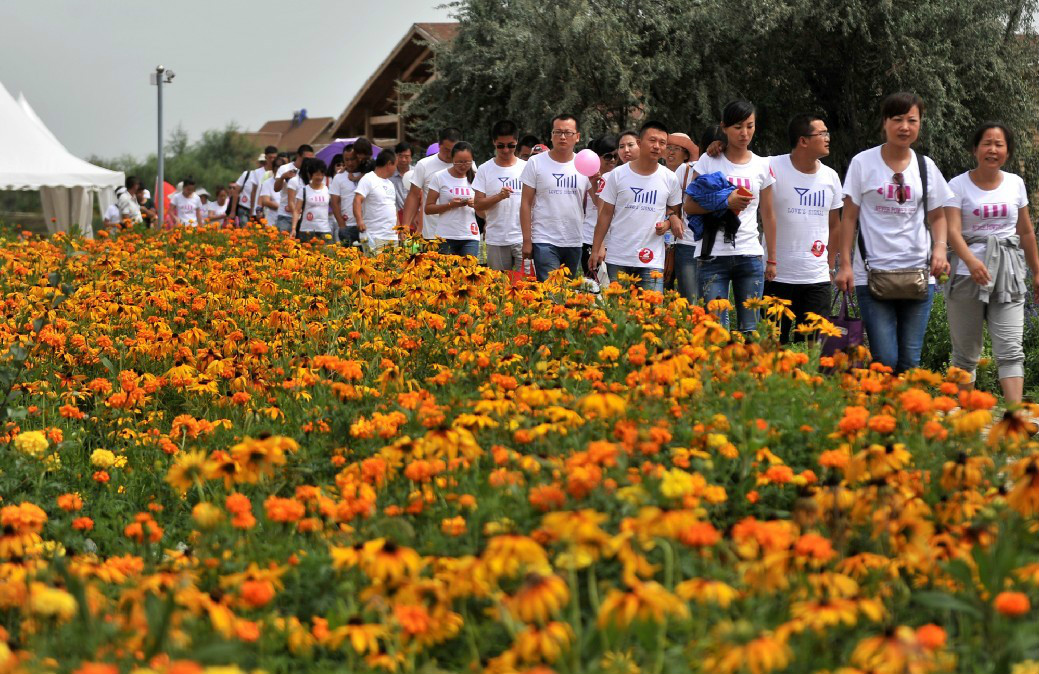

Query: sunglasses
left=893, top=172, right=907, bottom=204
left=602, top=153, right=618, bottom=162
left=496, top=142, right=518, bottom=150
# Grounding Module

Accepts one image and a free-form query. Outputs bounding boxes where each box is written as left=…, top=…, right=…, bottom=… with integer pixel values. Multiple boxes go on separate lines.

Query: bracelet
left=766, top=259, right=777, bottom=265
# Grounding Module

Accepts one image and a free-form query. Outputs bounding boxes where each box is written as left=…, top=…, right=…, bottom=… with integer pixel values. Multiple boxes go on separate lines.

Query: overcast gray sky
left=0, top=0, right=452, bottom=160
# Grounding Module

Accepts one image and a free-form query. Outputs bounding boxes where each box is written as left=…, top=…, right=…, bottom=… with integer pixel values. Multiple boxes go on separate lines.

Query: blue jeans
left=236, top=206, right=252, bottom=226
left=339, top=225, right=361, bottom=247
left=855, top=284, right=934, bottom=373
left=531, top=243, right=582, bottom=282
left=606, top=264, right=664, bottom=292
left=674, top=245, right=699, bottom=302
left=275, top=215, right=293, bottom=233
left=698, top=255, right=764, bottom=332
left=439, top=239, right=480, bottom=258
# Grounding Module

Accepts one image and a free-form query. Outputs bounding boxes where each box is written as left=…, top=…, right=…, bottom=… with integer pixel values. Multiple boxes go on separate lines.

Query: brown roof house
left=242, top=112, right=335, bottom=151
left=327, top=22, right=457, bottom=147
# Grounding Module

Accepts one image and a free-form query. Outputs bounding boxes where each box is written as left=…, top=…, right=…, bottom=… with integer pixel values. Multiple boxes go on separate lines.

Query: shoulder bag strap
left=918, top=152, right=932, bottom=268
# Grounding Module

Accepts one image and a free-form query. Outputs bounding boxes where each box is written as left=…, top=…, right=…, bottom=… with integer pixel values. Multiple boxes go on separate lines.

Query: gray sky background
left=0, top=0, right=453, bottom=160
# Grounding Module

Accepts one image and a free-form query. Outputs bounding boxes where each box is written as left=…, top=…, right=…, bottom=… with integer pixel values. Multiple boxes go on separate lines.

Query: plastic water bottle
left=663, top=231, right=674, bottom=246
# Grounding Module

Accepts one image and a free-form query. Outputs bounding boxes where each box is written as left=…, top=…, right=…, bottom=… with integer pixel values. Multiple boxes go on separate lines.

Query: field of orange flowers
left=1, top=224, right=1038, bottom=674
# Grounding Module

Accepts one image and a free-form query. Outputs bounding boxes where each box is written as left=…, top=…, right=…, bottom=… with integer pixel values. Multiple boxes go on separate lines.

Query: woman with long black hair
left=426, top=141, right=480, bottom=258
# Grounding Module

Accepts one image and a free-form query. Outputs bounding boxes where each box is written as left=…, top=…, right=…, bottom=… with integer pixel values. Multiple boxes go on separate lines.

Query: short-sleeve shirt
left=428, top=168, right=479, bottom=240
left=843, top=146, right=953, bottom=285
left=169, top=192, right=203, bottom=227
left=599, top=163, right=682, bottom=269
left=473, top=158, right=526, bottom=246
left=946, top=170, right=1028, bottom=276
left=103, top=203, right=121, bottom=225
left=355, top=172, right=398, bottom=240
left=410, top=155, right=452, bottom=239
left=769, top=153, right=843, bottom=284
left=519, top=151, right=591, bottom=248
left=691, top=152, right=775, bottom=256
left=236, top=168, right=265, bottom=211
left=276, top=162, right=302, bottom=219
left=329, top=172, right=359, bottom=225
left=296, top=184, right=332, bottom=233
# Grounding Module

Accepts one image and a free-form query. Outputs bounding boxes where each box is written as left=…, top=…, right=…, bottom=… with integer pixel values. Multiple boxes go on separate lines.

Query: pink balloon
left=574, top=149, right=600, bottom=177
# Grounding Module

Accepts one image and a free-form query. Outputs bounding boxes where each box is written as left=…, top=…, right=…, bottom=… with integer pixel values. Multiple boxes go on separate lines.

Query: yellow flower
left=28, top=582, right=77, bottom=621
left=166, top=450, right=208, bottom=494
left=192, top=502, right=224, bottom=529
left=504, top=573, right=570, bottom=624
left=578, top=392, right=627, bottom=418
left=512, top=621, right=573, bottom=663
left=597, top=581, right=689, bottom=628
left=90, top=449, right=118, bottom=469
left=660, top=468, right=696, bottom=499
left=14, top=431, right=48, bottom=458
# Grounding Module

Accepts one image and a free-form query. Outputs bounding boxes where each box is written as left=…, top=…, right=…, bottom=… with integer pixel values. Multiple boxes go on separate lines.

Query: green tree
left=408, top=0, right=1039, bottom=179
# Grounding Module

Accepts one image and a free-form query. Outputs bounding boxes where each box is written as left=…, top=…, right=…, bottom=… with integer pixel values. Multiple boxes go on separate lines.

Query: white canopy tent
left=0, top=80, right=124, bottom=238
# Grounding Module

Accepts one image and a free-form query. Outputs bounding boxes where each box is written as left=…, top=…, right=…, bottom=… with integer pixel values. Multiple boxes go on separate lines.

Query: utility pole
left=150, top=66, right=175, bottom=227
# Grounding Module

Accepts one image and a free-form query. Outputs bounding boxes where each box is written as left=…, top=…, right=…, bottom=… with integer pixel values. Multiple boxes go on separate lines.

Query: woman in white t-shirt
left=945, top=123, right=1039, bottom=403
left=835, top=92, right=952, bottom=373
left=292, top=158, right=333, bottom=244
left=425, top=142, right=480, bottom=259
left=685, top=101, right=777, bottom=333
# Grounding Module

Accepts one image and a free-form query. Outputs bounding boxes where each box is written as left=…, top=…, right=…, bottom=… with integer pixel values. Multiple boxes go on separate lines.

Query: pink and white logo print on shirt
left=448, top=185, right=473, bottom=198
left=974, top=203, right=1009, bottom=219
left=728, top=176, right=751, bottom=191
left=877, top=183, right=913, bottom=202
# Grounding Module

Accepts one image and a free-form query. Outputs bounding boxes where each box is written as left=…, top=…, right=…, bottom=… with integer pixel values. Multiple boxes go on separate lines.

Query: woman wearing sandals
left=944, top=123, right=1039, bottom=403
left=835, top=92, right=952, bottom=374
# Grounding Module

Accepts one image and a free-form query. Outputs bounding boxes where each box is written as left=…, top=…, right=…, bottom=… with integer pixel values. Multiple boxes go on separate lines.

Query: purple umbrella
left=315, top=138, right=382, bottom=165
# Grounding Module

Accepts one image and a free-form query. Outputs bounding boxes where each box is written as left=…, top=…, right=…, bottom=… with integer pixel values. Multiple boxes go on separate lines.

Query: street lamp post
left=150, top=66, right=174, bottom=227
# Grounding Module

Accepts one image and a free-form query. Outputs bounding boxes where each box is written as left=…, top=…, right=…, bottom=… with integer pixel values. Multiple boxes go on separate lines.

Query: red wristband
left=766, top=259, right=777, bottom=265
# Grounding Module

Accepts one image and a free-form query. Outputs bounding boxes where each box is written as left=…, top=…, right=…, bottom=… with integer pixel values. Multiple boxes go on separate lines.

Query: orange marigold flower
left=226, top=493, right=252, bottom=515
left=867, top=414, right=896, bottom=434
left=529, top=484, right=567, bottom=512
left=264, top=496, right=305, bottom=523
left=72, top=517, right=94, bottom=531
left=915, top=624, right=947, bottom=650
left=394, top=604, right=431, bottom=635
left=838, top=406, right=870, bottom=434
left=56, top=493, right=83, bottom=512
left=993, top=591, right=1030, bottom=617
left=959, top=389, right=997, bottom=411
left=240, top=579, right=276, bottom=608
left=679, top=522, right=721, bottom=547
left=899, top=389, right=932, bottom=414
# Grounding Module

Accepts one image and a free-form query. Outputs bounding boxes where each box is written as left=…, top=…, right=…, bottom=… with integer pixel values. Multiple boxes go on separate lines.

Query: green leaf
left=911, top=591, right=983, bottom=619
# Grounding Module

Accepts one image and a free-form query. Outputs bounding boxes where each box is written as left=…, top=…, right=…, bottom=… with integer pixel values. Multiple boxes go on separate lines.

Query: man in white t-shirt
left=767, top=115, right=844, bottom=343
left=474, top=120, right=527, bottom=271
left=114, top=176, right=144, bottom=225
left=589, top=121, right=683, bottom=292
left=168, top=179, right=203, bottom=227
left=273, top=144, right=315, bottom=233
left=258, top=156, right=286, bottom=227
left=353, top=149, right=401, bottom=253
left=330, top=145, right=361, bottom=246
left=401, top=128, right=461, bottom=239
left=520, top=114, right=591, bottom=281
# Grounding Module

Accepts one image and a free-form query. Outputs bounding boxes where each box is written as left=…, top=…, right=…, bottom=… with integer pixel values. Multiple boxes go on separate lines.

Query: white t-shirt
left=258, top=178, right=279, bottom=225
left=103, top=203, right=121, bottom=225
left=473, top=158, right=526, bottom=246
left=296, top=183, right=332, bottom=233
left=236, top=168, right=265, bottom=211
left=691, top=152, right=775, bottom=256
left=582, top=176, right=607, bottom=245
left=199, top=200, right=218, bottom=222
left=520, top=152, right=591, bottom=248
left=276, top=162, right=302, bottom=219
left=769, top=154, right=843, bottom=284
left=169, top=192, right=203, bottom=227
left=329, top=172, right=359, bottom=226
left=402, top=169, right=415, bottom=192
left=599, top=163, right=682, bottom=269
left=355, top=172, right=398, bottom=240
left=428, top=169, right=479, bottom=240
left=843, top=147, right=953, bottom=286
left=411, top=155, right=452, bottom=239
left=946, top=171, right=1028, bottom=276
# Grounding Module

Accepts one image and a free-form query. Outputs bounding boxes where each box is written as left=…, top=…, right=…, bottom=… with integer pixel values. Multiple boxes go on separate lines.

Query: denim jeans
left=339, top=226, right=361, bottom=248
left=606, top=264, right=664, bottom=292
left=855, top=284, right=934, bottom=373
left=236, top=207, right=252, bottom=226
left=674, top=245, right=699, bottom=303
left=698, top=255, right=764, bottom=332
left=297, top=230, right=333, bottom=244
left=531, top=243, right=582, bottom=282
left=275, top=215, right=293, bottom=233
left=439, top=239, right=480, bottom=258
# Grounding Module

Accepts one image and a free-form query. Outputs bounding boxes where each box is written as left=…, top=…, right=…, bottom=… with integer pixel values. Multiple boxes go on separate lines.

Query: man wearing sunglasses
left=474, top=120, right=527, bottom=271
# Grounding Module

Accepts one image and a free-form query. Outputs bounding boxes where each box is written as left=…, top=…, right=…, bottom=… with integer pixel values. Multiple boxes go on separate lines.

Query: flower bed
left=0, top=226, right=1037, bottom=674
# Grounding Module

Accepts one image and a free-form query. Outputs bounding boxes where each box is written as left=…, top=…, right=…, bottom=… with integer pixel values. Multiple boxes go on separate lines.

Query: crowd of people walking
left=107, top=91, right=1039, bottom=400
